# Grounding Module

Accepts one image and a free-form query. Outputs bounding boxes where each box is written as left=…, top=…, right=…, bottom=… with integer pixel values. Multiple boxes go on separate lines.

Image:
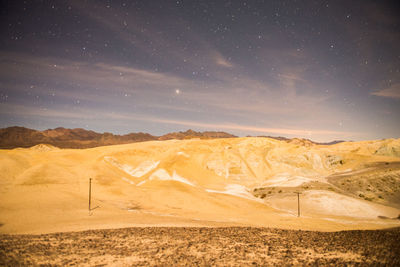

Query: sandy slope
left=1, top=138, right=400, bottom=234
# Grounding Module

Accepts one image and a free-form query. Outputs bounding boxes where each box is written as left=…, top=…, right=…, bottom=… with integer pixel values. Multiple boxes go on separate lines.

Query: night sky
left=1, top=1, right=399, bottom=142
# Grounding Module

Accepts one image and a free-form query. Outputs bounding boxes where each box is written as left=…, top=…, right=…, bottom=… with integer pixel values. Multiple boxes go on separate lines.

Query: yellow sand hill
left=1, top=137, right=400, bottom=234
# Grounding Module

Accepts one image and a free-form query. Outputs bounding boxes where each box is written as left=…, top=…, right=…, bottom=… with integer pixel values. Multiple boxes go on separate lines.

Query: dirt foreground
left=1, top=227, right=399, bottom=266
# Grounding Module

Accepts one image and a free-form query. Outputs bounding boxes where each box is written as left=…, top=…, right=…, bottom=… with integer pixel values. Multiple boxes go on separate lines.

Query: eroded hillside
left=0, top=137, right=400, bottom=234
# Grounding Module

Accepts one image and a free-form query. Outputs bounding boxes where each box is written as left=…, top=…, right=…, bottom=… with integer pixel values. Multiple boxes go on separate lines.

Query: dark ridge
left=158, top=129, right=236, bottom=140
left=0, top=126, right=348, bottom=149
left=0, top=127, right=236, bottom=149
left=255, top=135, right=345, bottom=145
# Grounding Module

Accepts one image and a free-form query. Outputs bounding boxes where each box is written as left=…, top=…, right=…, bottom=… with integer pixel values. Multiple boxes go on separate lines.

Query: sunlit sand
left=1, top=137, right=399, bottom=234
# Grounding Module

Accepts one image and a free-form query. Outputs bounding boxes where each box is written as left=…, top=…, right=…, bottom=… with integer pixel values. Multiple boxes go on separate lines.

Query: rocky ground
left=1, top=227, right=399, bottom=266
left=327, top=162, right=400, bottom=208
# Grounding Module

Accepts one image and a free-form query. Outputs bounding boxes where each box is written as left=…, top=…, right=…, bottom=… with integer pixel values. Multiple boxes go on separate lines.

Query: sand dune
left=1, top=137, right=400, bottom=234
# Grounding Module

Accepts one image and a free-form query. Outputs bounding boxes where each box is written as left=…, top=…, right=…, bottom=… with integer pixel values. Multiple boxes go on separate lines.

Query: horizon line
left=3, top=124, right=399, bottom=143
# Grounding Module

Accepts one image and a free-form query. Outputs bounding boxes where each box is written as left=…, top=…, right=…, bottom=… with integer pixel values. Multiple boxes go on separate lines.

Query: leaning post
left=296, top=192, right=301, bottom=217
left=89, top=178, right=92, bottom=212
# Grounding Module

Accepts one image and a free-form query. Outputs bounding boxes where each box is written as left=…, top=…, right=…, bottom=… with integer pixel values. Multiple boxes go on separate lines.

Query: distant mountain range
left=0, top=126, right=345, bottom=149
left=0, top=127, right=236, bottom=149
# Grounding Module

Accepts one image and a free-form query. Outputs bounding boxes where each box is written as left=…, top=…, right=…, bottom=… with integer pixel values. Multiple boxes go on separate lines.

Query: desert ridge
left=0, top=137, right=400, bottom=234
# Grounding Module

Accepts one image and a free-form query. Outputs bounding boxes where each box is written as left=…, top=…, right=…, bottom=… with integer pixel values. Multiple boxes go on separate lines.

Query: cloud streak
left=0, top=103, right=357, bottom=140
left=371, top=83, right=400, bottom=99
left=0, top=52, right=332, bottom=118
left=146, top=118, right=356, bottom=137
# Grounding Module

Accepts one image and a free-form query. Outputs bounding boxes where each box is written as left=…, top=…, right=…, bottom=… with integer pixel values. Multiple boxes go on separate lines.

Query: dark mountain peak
left=53, top=127, right=66, bottom=131
left=318, top=140, right=346, bottom=145
left=183, top=129, right=197, bottom=134
left=1, top=126, right=36, bottom=132
left=158, top=129, right=236, bottom=140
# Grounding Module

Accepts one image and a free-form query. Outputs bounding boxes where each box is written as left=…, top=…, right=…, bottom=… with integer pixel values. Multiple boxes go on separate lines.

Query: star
left=0, top=0, right=398, bottom=142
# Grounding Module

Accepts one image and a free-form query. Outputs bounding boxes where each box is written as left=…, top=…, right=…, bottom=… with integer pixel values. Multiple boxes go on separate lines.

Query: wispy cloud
left=0, top=52, right=190, bottom=97
left=0, top=1, right=372, bottom=140
left=0, top=52, right=329, bottom=117
left=214, top=53, right=234, bottom=68
left=144, top=118, right=356, bottom=137
left=70, top=0, right=231, bottom=72
left=0, top=103, right=356, bottom=139
left=0, top=103, right=95, bottom=119
left=371, top=83, right=400, bottom=99
left=0, top=48, right=350, bottom=140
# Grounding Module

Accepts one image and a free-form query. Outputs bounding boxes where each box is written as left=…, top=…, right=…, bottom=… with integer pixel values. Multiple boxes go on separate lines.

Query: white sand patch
left=104, top=157, right=159, bottom=178
left=171, top=171, right=195, bottom=186
left=121, top=177, right=135, bottom=185
left=303, top=190, right=388, bottom=218
left=264, top=174, right=312, bottom=187
left=104, top=156, right=117, bottom=164
left=149, top=169, right=170, bottom=180
left=246, top=154, right=261, bottom=169
left=206, top=159, right=229, bottom=178
left=267, top=190, right=400, bottom=219
left=177, top=151, right=190, bottom=158
left=148, top=169, right=195, bottom=186
left=332, top=168, right=368, bottom=177
left=305, top=152, right=323, bottom=170
left=136, top=180, right=146, bottom=186
left=206, top=184, right=260, bottom=201
left=29, top=144, right=59, bottom=151
left=122, top=161, right=160, bottom=177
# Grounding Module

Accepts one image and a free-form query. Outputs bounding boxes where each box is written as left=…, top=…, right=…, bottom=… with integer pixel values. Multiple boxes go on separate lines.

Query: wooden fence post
left=89, top=178, right=92, bottom=212
left=296, top=192, right=301, bottom=217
